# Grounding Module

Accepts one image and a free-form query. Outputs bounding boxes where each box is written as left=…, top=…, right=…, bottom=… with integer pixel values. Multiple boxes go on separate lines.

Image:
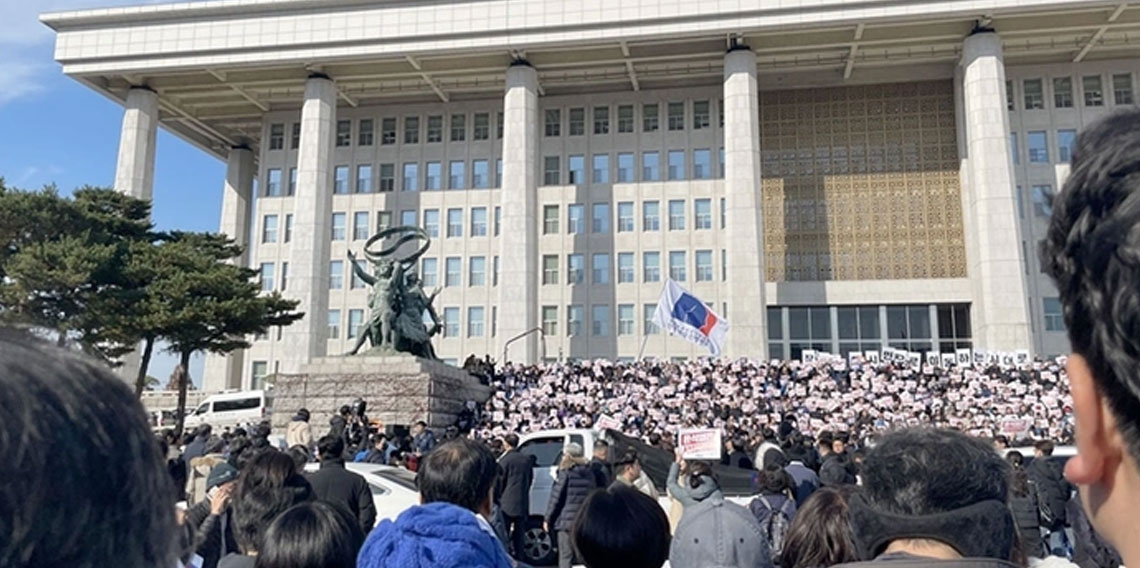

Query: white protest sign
left=1001, top=418, right=1031, bottom=436
left=1015, top=350, right=1031, bottom=366
left=865, top=350, right=881, bottom=364
left=595, top=414, right=621, bottom=431
left=678, top=429, right=723, bottom=460
left=926, top=352, right=941, bottom=367
left=941, top=353, right=957, bottom=369
left=956, top=348, right=973, bottom=367
left=907, top=352, right=922, bottom=368
left=802, top=350, right=818, bottom=363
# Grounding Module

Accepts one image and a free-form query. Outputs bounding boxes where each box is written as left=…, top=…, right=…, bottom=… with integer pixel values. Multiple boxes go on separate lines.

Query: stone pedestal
left=271, top=356, right=491, bottom=433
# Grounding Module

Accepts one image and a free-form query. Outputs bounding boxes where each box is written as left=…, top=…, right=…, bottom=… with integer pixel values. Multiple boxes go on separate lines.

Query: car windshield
left=376, top=469, right=418, bottom=491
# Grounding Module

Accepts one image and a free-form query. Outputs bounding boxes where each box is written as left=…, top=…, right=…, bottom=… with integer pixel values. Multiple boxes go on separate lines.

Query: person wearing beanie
left=545, top=441, right=601, bottom=568
left=185, top=463, right=240, bottom=568
left=286, top=408, right=313, bottom=450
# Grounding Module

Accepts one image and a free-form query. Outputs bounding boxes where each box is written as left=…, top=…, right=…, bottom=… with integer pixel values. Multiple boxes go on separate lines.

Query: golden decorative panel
left=760, top=80, right=967, bottom=282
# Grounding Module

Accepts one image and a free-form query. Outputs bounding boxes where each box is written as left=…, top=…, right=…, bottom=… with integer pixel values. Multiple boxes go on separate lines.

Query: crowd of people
left=3, top=109, right=1140, bottom=568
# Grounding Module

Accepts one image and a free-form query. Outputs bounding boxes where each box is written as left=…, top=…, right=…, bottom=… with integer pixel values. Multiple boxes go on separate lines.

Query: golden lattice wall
left=760, top=80, right=967, bottom=282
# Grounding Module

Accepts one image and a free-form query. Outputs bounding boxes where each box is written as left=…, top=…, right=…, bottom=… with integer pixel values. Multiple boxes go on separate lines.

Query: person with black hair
left=286, top=408, right=313, bottom=450
left=725, top=438, right=754, bottom=470
left=496, top=433, right=535, bottom=560
left=359, top=433, right=391, bottom=465
left=834, top=428, right=1017, bottom=568
left=1025, top=440, right=1073, bottom=556
left=784, top=440, right=821, bottom=506
left=611, top=451, right=659, bottom=499
left=571, top=485, right=671, bottom=568
left=750, top=462, right=798, bottom=560
left=1005, top=452, right=1044, bottom=559
left=254, top=501, right=364, bottom=568
left=547, top=442, right=602, bottom=568
left=669, top=453, right=770, bottom=568
left=287, top=445, right=311, bottom=470
left=0, top=330, right=180, bottom=568
left=185, top=424, right=215, bottom=463
left=220, top=452, right=314, bottom=568
left=412, top=420, right=437, bottom=456
left=305, top=434, right=376, bottom=534
left=590, top=439, right=613, bottom=487
left=780, top=486, right=861, bottom=568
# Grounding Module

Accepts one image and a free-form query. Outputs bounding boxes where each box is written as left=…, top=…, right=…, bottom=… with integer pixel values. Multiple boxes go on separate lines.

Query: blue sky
left=0, top=0, right=222, bottom=385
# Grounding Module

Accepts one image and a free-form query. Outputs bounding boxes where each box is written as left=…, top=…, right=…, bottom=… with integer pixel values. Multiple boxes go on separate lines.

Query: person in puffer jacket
left=546, top=442, right=601, bottom=568
left=357, top=502, right=513, bottom=568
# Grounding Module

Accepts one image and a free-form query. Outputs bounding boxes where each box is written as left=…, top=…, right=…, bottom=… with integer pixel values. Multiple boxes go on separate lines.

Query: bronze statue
left=345, top=226, right=440, bottom=359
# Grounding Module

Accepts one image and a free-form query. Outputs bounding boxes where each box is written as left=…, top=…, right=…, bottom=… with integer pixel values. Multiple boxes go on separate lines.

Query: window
left=426, top=115, right=443, bottom=143
left=331, top=213, right=346, bottom=240
left=695, top=199, right=712, bottom=229
left=327, top=310, right=341, bottom=340
left=667, top=150, right=685, bottom=180
left=693, top=149, right=711, bottom=179
left=403, top=163, right=419, bottom=191
left=720, top=198, right=726, bottom=229
left=668, top=200, right=686, bottom=231
left=467, top=307, right=485, bottom=337
left=1044, top=298, right=1065, bottom=331
left=642, top=152, right=660, bottom=181
left=545, top=109, right=561, bottom=137
left=353, top=212, right=369, bottom=241
left=567, top=204, right=585, bottom=234
left=618, top=253, right=634, bottom=283
left=443, top=307, right=460, bottom=337
left=473, top=113, right=490, bottom=140
left=719, top=148, right=725, bottom=178
left=567, top=155, right=585, bottom=185
left=469, top=256, right=486, bottom=286
left=284, top=214, right=293, bottom=242
left=644, top=304, right=659, bottom=335
left=449, top=161, right=466, bottom=190
left=1028, top=131, right=1049, bottom=163
left=667, top=102, right=684, bottom=130
left=1010, top=132, right=1019, bottom=165
left=450, top=114, right=466, bottom=142
left=421, top=258, right=438, bottom=287
left=617, top=304, right=635, bottom=335
left=268, top=123, right=284, bottom=150
left=544, top=156, right=560, bottom=186
left=592, top=305, right=610, bottom=336
left=721, top=249, right=727, bottom=281
left=643, top=201, right=660, bottom=231
left=423, top=209, right=440, bottom=238
left=1006, top=80, right=1015, bottom=111
left=1083, top=75, right=1104, bottom=107
left=401, top=210, right=417, bottom=226
left=375, top=163, right=395, bottom=192
left=376, top=211, right=392, bottom=232
left=329, top=260, right=344, bottom=290
left=1032, top=185, right=1053, bottom=218
left=592, top=203, right=610, bottom=233
left=695, top=250, right=713, bottom=282
left=262, top=214, right=278, bottom=243
left=592, top=253, right=610, bottom=284
left=1023, top=79, right=1044, bottom=110
left=617, top=153, right=634, bottom=183
left=542, top=255, right=559, bottom=285
left=1113, top=73, right=1134, bottom=105
left=471, top=207, right=488, bottom=237
left=259, top=263, right=275, bottom=291
left=592, top=154, right=610, bottom=184
left=1016, top=185, right=1025, bottom=219
left=425, top=162, right=442, bottom=191
left=356, top=165, right=372, bottom=193
left=495, top=159, right=503, bottom=188
left=497, top=111, right=504, bottom=139
left=885, top=305, right=932, bottom=351
left=447, top=208, right=463, bottom=237
left=569, top=108, right=585, bottom=136
left=644, top=252, right=661, bottom=282
left=542, top=306, right=558, bottom=336
left=266, top=169, right=282, bottom=197
left=643, top=103, right=659, bottom=132
left=1058, top=130, right=1076, bottom=163
left=288, top=168, right=297, bottom=195
left=347, top=309, right=364, bottom=339
left=1053, top=77, right=1073, bottom=108
left=280, top=262, right=288, bottom=291
left=493, top=256, right=499, bottom=286
left=335, top=120, right=351, bottom=147
left=358, top=119, right=374, bottom=146
left=567, top=305, right=584, bottom=336
left=691, top=100, right=711, bottom=129
left=350, top=259, right=367, bottom=289
left=445, top=257, right=461, bottom=287
left=617, top=202, right=634, bottom=232
left=333, top=166, right=349, bottom=194
left=543, top=205, right=560, bottom=234
left=669, top=251, right=687, bottom=281
left=568, top=254, right=584, bottom=284
left=381, top=118, right=397, bottom=145
left=472, top=160, right=489, bottom=189
left=789, top=306, right=836, bottom=357
left=404, top=116, right=420, bottom=144
left=593, top=107, right=609, bottom=134
left=618, top=105, right=634, bottom=133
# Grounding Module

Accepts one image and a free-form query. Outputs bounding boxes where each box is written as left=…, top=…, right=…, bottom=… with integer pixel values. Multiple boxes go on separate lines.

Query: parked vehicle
left=183, top=389, right=273, bottom=429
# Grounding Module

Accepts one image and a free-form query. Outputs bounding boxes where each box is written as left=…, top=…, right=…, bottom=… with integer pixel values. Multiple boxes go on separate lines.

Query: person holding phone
left=186, top=463, right=240, bottom=568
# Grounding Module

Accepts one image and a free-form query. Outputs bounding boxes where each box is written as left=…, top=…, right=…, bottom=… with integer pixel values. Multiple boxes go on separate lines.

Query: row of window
left=542, top=101, right=720, bottom=137
left=541, top=199, right=725, bottom=235
left=541, top=250, right=726, bottom=285
left=267, top=112, right=505, bottom=151
left=765, top=303, right=972, bottom=360
left=542, top=149, right=724, bottom=186
left=263, top=159, right=504, bottom=197
left=1007, top=73, right=1135, bottom=112
left=262, top=256, right=498, bottom=292
left=1009, top=129, right=1077, bottom=166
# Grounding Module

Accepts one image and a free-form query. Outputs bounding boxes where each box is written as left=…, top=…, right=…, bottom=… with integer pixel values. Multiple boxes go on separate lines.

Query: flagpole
left=636, top=333, right=650, bottom=361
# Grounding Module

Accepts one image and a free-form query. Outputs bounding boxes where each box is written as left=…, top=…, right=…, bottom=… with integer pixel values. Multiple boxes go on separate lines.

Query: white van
left=183, top=390, right=272, bottom=429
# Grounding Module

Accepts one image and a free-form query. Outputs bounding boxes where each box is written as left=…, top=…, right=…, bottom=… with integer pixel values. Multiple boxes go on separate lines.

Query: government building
left=43, top=0, right=1140, bottom=392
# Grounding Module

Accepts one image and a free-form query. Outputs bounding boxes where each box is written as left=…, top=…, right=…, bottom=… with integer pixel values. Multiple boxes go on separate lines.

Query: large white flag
left=652, top=279, right=729, bottom=356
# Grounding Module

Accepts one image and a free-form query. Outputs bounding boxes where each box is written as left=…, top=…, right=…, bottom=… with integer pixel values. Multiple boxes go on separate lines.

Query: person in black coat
left=589, top=439, right=612, bottom=487
left=496, top=433, right=536, bottom=560
left=305, top=435, right=377, bottom=535
left=546, top=442, right=601, bottom=568
left=1026, top=441, right=1073, bottom=555
left=1006, top=452, right=1044, bottom=559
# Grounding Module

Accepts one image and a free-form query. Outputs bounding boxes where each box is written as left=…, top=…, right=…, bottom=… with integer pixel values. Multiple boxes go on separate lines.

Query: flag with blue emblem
left=652, top=279, right=729, bottom=356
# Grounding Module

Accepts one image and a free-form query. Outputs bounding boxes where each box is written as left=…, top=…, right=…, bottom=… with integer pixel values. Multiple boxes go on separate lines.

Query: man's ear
left=1065, top=354, right=1120, bottom=486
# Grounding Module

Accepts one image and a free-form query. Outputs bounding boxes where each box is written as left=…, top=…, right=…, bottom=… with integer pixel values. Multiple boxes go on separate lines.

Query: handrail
left=502, top=327, right=546, bottom=364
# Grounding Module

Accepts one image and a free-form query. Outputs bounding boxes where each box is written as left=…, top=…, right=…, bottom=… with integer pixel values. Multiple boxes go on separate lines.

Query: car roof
left=201, top=390, right=266, bottom=403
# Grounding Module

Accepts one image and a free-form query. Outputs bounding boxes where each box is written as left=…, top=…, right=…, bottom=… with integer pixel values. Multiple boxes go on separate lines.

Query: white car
left=184, top=390, right=273, bottom=430
left=304, top=462, right=420, bottom=528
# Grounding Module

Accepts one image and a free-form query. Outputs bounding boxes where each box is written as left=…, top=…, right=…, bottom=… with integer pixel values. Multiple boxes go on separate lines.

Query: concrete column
left=722, top=48, right=768, bottom=360
left=114, top=87, right=159, bottom=200
left=960, top=31, right=1033, bottom=352
left=497, top=63, right=540, bottom=363
left=203, top=146, right=256, bottom=392
left=280, top=76, right=337, bottom=373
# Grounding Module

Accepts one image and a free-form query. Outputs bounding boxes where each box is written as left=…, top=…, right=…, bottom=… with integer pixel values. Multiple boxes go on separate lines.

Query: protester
left=285, top=408, right=313, bottom=450
left=253, top=501, right=363, bottom=568
left=0, top=330, right=179, bottom=568
left=358, top=438, right=512, bottom=568
left=755, top=429, right=784, bottom=470
left=220, top=452, right=314, bottom=568
left=590, top=439, right=613, bottom=487
left=187, top=463, right=241, bottom=568
left=750, top=462, right=798, bottom=561
left=287, top=445, right=311, bottom=470
left=496, top=433, right=535, bottom=560
left=184, top=424, right=214, bottom=463
left=838, top=428, right=1017, bottom=567
left=411, top=420, right=437, bottom=456
left=305, top=435, right=376, bottom=534
left=611, top=450, right=659, bottom=499
left=725, top=437, right=755, bottom=469
left=667, top=457, right=723, bottom=511
left=1027, top=440, right=1073, bottom=556
left=670, top=458, right=771, bottom=568
left=779, top=486, right=860, bottom=568
left=1005, top=452, right=1045, bottom=559
left=784, top=439, right=821, bottom=506
left=546, top=442, right=602, bottom=568
left=1040, top=106, right=1140, bottom=568
left=187, top=436, right=230, bottom=504
left=571, top=485, right=671, bottom=568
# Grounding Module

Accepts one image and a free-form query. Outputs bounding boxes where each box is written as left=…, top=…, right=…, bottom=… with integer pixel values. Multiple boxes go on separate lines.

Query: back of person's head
left=687, top=461, right=718, bottom=490
left=416, top=437, right=498, bottom=514
left=232, top=451, right=313, bottom=555
left=254, top=501, right=364, bottom=568
left=197, top=424, right=213, bottom=440
left=288, top=445, right=311, bottom=470
left=780, top=486, right=860, bottom=568
left=504, top=433, right=519, bottom=449
left=205, top=435, right=227, bottom=455
left=758, top=462, right=792, bottom=495
left=318, top=434, right=345, bottom=461
left=572, top=485, right=670, bottom=568
left=0, top=331, right=179, bottom=567
left=614, top=451, right=639, bottom=476
left=1034, top=440, right=1054, bottom=457
left=237, top=451, right=304, bottom=491
left=594, top=439, right=609, bottom=457
left=295, top=408, right=310, bottom=422
left=1005, top=450, right=1025, bottom=470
